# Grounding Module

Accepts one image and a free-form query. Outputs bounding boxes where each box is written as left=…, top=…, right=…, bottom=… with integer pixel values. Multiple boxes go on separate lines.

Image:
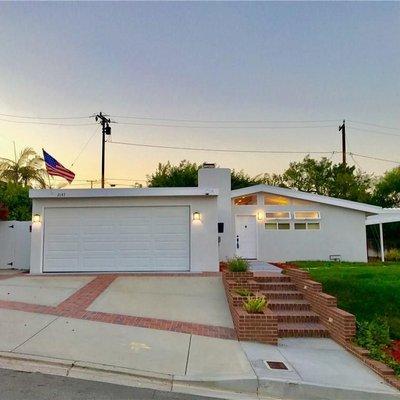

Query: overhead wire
left=109, top=140, right=336, bottom=154
left=347, top=119, right=400, bottom=131
left=0, top=113, right=92, bottom=120
left=0, top=117, right=95, bottom=126
left=112, top=114, right=340, bottom=124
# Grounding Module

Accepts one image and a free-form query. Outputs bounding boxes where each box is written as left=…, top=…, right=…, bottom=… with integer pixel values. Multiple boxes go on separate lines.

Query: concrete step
left=258, top=282, right=297, bottom=291
left=274, top=310, right=320, bottom=323
left=278, top=322, right=329, bottom=338
left=263, top=290, right=304, bottom=300
left=268, top=299, right=311, bottom=311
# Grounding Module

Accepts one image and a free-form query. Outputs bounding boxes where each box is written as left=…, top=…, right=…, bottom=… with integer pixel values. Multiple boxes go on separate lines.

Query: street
left=0, top=368, right=215, bottom=400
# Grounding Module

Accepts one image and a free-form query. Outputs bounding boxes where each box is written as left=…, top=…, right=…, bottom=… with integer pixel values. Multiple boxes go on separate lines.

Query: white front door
left=235, top=215, right=257, bottom=259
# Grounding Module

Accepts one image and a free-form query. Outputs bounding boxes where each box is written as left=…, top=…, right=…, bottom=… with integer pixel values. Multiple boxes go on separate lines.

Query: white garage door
left=43, top=206, right=190, bottom=272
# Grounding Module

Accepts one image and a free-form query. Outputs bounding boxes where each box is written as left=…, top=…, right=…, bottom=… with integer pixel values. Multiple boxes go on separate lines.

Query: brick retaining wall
left=222, top=271, right=278, bottom=344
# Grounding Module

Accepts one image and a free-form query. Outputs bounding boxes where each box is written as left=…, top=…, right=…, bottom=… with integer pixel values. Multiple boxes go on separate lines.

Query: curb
left=0, top=351, right=398, bottom=400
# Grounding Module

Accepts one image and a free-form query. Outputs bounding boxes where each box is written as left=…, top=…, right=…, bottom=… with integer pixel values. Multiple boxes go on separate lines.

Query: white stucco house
left=29, top=165, right=385, bottom=274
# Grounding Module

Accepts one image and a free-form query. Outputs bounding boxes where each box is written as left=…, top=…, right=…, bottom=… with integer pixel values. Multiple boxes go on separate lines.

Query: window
left=307, top=222, right=320, bottom=230
left=294, top=211, right=320, bottom=220
left=265, top=211, right=291, bottom=220
left=294, top=222, right=307, bottom=230
left=264, top=194, right=290, bottom=205
left=265, top=222, right=291, bottom=230
left=294, top=222, right=320, bottom=230
left=233, top=195, right=257, bottom=205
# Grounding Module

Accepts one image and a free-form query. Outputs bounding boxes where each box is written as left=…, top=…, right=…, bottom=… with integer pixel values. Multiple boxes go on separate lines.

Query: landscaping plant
left=386, top=249, right=400, bottom=262
left=235, top=288, right=253, bottom=297
left=356, top=318, right=400, bottom=377
left=243, top=296, right=267, bottom=314
left=227, top=257, right=249, bottom=272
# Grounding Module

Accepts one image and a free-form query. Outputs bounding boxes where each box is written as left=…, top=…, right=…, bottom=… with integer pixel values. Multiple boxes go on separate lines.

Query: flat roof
left=30, top=187, right=218, bottom=199
left=232, top=184, right=383, bottom=214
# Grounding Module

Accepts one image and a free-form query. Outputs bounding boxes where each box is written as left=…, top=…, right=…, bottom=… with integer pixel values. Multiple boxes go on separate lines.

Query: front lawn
left=292, top=261, right=400, bottom=339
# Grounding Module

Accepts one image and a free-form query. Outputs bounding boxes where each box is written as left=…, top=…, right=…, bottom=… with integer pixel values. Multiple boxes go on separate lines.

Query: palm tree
left=0, top=147, right=47, bottom=188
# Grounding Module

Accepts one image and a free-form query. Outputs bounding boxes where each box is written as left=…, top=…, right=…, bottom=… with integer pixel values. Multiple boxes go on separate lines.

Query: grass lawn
left=292, top=261, right=400, bottom=339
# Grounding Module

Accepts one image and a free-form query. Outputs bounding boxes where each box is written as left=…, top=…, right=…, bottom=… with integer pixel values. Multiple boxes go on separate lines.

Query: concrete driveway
left=88, top=276, right=234, bottom=328
left=0, top=275, right=93, bottom=306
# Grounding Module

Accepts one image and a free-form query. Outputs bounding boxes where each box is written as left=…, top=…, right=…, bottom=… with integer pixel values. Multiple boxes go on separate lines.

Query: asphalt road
left=0, top=368, right=217, bottom=400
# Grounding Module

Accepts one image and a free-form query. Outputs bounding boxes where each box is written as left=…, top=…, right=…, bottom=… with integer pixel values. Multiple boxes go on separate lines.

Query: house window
left=294, top=211, right=320, bottom=220
left=265, top=222, right=291, bottom=230
left=264, top=194, right=290, bottom=205
left=294, top=222, right=320, bottom=230
left=265, top=211, right=291, bottom=220
left=233, top=195, right=257, bottom=205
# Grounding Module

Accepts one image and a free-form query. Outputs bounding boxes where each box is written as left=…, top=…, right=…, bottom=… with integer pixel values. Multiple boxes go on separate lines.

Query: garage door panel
left=82, top=225, right=115, bottom=234
left=47, top=242, right=79, bottom=251
left=43, top=206, right=190, bottom=272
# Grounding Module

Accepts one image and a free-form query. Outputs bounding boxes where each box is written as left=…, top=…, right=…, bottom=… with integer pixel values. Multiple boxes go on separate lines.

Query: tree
left=231, top=170, right=265, bottom=190
left=147, top=160, right=198, bottom=187
left=280, top=156, right=373, bottom=202
left=372, top=167, right=400, bottom=208
left=147, top=160, right=268, bottom=189
left=0, top=182, right=31, bottom=221
left=0, top=147, right=47, bottom=188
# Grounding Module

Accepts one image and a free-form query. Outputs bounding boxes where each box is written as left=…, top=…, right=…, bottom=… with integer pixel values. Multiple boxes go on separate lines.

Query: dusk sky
left=0, top=2, right=399, bottom=187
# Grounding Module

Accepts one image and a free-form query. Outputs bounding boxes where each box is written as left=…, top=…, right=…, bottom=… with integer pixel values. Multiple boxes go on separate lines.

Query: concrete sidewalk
left=0, top=308, right=398, bottom=400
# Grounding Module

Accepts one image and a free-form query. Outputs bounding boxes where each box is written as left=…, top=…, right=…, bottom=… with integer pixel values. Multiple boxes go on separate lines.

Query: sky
left=0, top=2, right=399, bottom=187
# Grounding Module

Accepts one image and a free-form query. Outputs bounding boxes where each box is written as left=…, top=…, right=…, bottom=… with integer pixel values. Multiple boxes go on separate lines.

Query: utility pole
left=95, top=112, right=111, bottom=188
left=339, top=120, right=346, bottom=167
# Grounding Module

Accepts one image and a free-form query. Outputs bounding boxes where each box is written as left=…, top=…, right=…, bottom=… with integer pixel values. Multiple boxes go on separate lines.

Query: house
left=29, top=165, right=384, bottom=274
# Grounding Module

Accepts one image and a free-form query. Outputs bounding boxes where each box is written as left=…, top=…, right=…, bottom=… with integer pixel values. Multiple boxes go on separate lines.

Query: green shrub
left=235, top=288, right=253, bottom=297
left=386, top=249, right=400, bottom=262
left=227, top=257, right=249, bottom=272
left=356, top=318, right=391, bottom=349
left=356, top=318, right=400, bottom=377
left=243, top=296, right=267, bottom=313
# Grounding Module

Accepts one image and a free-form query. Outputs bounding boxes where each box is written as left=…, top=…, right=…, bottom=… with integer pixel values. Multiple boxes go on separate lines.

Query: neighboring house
left=29, top=166, right=384, bottom=274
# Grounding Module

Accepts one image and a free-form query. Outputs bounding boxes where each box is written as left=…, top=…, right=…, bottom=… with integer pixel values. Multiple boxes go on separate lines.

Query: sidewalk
left=0, top=273, right=398, bottom=399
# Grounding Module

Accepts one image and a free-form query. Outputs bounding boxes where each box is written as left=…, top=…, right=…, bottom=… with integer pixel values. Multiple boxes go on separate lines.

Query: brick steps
left=278, top=322, right=329, bottom=338
left=274, top=310, right=320, bottom=323
left=258, top=282, right=298, bottom=291
left=263, top=290, right=304, bottom=300
left=252, top=273, right=291, bottom=282
left=268, top=299, right=311, bottom=311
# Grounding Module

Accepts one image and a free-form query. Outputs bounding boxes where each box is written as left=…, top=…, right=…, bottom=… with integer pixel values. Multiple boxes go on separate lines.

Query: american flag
left=42, top=149, right=75, bottom=183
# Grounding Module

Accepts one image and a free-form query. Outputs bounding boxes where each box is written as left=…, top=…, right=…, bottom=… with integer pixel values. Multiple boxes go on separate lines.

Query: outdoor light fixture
left=32, top=214, right=41, bottom=223
left=192, top=211, right=201, bottom=221
left=257, top=212, right=264, bottom=221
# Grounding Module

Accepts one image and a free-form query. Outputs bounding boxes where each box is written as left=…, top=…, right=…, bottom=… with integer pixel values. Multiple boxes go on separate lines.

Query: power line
left=0, top=113, right=92, bottom=120
left=110, top=140, right=336, bottom=155
left=349, top=152, right=400, bottom=164
left=115, top=121, right=337, bottom=129
left=0, top=117, right=95, bottom=126
left=112, top=114, right=340, bottom=124
left=347, top=119, right=400, bottom=131
left=348, top=125, right=400, bottom=138
left=70, top=126, right=100, bottom=167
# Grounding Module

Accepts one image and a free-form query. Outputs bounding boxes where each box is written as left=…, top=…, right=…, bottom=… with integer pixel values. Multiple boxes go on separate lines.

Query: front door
left=235, top=215, right=257, bottom=259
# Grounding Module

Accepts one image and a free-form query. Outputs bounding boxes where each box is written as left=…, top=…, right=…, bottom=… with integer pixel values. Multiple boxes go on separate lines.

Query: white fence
left=0, top=221, right=31, bottom=270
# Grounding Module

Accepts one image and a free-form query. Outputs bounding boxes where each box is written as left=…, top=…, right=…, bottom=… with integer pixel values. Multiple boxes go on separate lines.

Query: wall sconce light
left=192, top=211, right=201, bottom=221
left=32, top=214, right=41, bottom=223
left=257, top=212, right=264, bottom=221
